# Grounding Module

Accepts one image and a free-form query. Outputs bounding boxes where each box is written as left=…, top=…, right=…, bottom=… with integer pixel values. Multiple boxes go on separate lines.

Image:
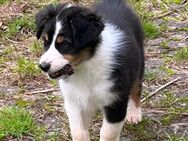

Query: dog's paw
left=125, top=108, right=142, bottom=124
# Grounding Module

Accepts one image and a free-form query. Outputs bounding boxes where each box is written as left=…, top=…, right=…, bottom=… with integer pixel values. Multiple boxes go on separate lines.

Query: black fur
left=35, top=4, right=104, bottom=55
left=95, top=0, right=145, bottom=123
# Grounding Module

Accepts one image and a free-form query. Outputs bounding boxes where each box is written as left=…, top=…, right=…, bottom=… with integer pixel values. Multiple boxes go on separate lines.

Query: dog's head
left=35, top=3, right=104, bottom=79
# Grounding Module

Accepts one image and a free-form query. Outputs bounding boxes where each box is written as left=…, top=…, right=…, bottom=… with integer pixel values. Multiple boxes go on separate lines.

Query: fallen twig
left=144, top=108, right=188, bottom=116
left=141, top=77, right=180, bottom=103
left=5, top=37, right=21, bottom=44
left=171, top=123, right=188, bottom=126
left=25, top=88, right=59, bottom=95
left=152, top=10, right=174, bottom=19
left=151, top=3, right=187, bottom=20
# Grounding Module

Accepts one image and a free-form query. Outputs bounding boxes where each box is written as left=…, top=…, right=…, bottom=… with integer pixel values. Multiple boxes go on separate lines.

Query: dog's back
left=95, top=0, right=145, bottom=80
left=95, top=0, right=143, bottom=48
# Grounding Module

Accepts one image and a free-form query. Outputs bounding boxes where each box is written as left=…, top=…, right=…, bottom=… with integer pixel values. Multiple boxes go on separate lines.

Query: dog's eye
left=56, top=35, right=64, bottom=44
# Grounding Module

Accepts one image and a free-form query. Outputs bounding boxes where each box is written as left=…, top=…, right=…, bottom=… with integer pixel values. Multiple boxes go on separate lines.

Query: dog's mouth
left=48, top=64, right=74, bottom=79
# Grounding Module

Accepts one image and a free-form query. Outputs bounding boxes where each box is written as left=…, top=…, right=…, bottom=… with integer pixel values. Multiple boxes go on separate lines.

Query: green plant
left=160, top=66, right=176, bottom=77
left=143, top=21, right=160, bottom=38
left=6, top=16, right=35, bottom=38
left=14, top=57, right=41, bottom=76
left=144, top=68, right=160, bottom=81
left=0, top=106, right=37, bottom=139
left=124, top=118, right=158, bottom=140
left=160, top=41, right=170, bottom=49
left=0, top=0, right=10, bottom=5
left=174, top=47, right=188, bottom=61
left=30, top=40, right=43, bottom=57
left=159, top=90, right=176, bottom=107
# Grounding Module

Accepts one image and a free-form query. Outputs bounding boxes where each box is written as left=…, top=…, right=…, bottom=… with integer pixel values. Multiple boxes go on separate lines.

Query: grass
left=124, top=118, right=158, bottom=140
left=163, top=0, right=182, bottom=4
left=143, top=21, right=160, bottom=39
left=29, top=40, right=43, bottom=57
left=144, top=68, right=160, bottom=81
left=160, top=41, right=170, bottom=49
left=167, top=134, right=188, bottom=141
left=174, top=47, right=188, bottom=61
left=0, top=106, right=40, bottom=139
left=6, top=16, right=35, bottom=38
left=15, top=99, right=32, bottom=108
left=0, top=45, right=15, bottom=63
left=14, top=57, right=41, bottom=77
left=159, top=90, right=176, bottom=107
left=160, top=65, right=176, bottom=77
left=0, top=0, right=10, bottom=5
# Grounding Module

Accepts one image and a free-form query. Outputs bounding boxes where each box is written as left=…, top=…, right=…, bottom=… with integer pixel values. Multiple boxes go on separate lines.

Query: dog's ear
left=70, top=11, right=104, bottom=48
left=35, top=5, right=56, bottom=39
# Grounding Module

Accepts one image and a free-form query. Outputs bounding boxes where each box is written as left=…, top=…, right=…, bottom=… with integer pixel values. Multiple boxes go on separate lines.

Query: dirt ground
left=0, top=0, right=187, bottom=141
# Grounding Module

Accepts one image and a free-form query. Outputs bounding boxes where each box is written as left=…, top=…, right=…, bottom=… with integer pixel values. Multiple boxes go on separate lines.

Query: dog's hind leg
left=100, top=99, right=127, bottom=141
left=100, top=118, right=124, bottom=141
left=125, top=79, right=142, bottom=124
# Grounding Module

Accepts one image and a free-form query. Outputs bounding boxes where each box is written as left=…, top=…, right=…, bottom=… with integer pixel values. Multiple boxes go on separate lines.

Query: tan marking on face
left=129, top=79, right=142, bottom=107
left=44, top=33, right=49, bottom=41
left=63, top=48, right=91, bottom=66
left=56, top=35, right=64, bottom=44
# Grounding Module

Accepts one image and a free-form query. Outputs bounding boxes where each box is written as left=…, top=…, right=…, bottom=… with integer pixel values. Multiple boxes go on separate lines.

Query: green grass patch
left=124, top=118, right=158, bottom=140
left=143, top=21, right=160, bottom=39
left=50, top=79, right=58, bottom=86
left=29, top=40, right=43, bottom=57
left=0, top=0, right=10, bottom=5
left=0, top=106, right=41, bottom=139
left=160, top=66, right=176, bottom=77
left=160, top=41, right=170, bottom=49
left=15, top=99, right=32, bottom=108
left=144, top=68, right=160, bottom=81
left=163, top=0, right=182, bottom=4
left=174, top=47, right=188, bottom=61
left=161, top=107, right=187, bottom=126
left=6, top=16, right=35, bottom=38
left=0, top=46, right=15, bottom=66
left=178, top=27, right=188, bottom=32
left=14, top=57, right=41, bottom=77
left=0, top=47, right=14, bottom=70
left=159, top=90, right=176, bottom=107
left=167, top=135, right=188, bottom=141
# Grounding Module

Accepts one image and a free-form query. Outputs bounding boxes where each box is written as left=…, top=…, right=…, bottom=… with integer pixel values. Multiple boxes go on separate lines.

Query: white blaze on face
left=39, top=21, right=69, bottom=73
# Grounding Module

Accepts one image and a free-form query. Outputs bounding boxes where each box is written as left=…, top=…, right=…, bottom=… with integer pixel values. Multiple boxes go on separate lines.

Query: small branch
left=171, top=123, right=188, bottom=126
left=25, top=88, right=58, bottom=95
left=144, top=108, right=188, bottom=116
left=141, top=77, right=180, bottom=103
left=5, top=37, right=21, bottom=44
left=152, top=10, right=174, bottom=19
left=151, top=3, right=187, bottom=20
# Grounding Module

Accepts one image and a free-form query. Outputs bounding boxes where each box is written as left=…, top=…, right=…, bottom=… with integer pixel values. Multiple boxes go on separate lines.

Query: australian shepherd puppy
left=35, top=0, right=144, bottom=140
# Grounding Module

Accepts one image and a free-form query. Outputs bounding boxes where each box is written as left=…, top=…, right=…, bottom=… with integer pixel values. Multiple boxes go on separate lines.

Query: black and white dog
left=36, top=0, right=144, bottom=140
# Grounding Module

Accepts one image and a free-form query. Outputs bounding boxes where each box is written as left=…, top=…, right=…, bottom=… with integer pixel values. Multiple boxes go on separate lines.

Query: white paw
left=125, top=108, right=142, bottom=124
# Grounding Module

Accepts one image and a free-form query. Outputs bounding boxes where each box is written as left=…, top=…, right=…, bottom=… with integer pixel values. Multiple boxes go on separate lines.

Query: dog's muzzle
left=39, top=63, right=74, bottom=79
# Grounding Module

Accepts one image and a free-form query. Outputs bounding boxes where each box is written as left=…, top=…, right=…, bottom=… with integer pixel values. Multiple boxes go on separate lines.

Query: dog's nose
left=39, top=62, right=50, bottom=72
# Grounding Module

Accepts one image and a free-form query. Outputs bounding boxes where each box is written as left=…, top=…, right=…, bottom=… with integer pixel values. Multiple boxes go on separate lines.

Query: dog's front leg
left=64, top=99, right=91, bottom=141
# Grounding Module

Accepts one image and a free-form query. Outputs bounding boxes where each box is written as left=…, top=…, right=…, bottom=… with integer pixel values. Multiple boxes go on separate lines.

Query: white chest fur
left=59, top=23, right=125, bottom=111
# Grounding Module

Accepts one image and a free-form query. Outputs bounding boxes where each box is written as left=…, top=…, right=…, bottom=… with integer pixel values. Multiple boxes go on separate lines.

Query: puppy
left=35, top=0, right=144, bottom=141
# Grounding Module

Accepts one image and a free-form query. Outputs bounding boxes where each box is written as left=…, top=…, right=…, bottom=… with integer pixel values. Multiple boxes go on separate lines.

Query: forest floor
left=0, top=0, right=187, bottom=140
